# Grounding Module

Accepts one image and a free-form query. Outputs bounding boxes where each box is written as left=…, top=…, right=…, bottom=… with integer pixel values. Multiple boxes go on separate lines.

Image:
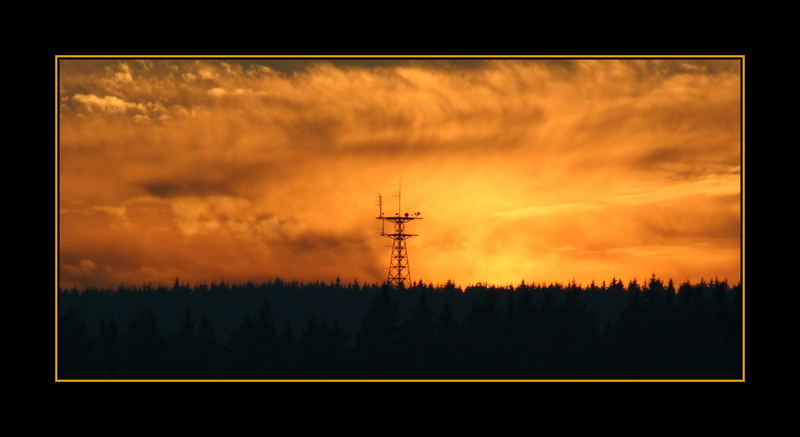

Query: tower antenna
left=376, top=182, right=422, bottom=288
left=376, top=193, right=384, bottom=235
left=398, top=176, right=402, bottom=216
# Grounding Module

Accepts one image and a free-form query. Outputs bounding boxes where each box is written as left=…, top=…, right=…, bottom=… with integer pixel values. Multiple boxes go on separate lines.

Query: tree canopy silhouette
left=58, top=276, right=742, bottom=380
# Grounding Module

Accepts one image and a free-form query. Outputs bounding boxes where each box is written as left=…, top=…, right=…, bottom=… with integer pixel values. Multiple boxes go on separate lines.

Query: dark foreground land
left=58, top=276, right=741, bottom=380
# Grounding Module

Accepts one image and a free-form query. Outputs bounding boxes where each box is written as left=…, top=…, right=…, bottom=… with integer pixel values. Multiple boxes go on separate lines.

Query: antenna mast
left=398, top=176, right=402, bottom=215
left=376, top=193, right=384, bottom=235
left=376, top=181, right=422, bottom=288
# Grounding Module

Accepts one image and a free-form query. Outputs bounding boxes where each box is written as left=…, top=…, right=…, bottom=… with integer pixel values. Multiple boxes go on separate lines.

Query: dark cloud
left=59, top=203, right=385, bottom=289
left=637, top=194, right=740, bottom=242
left=141, top=180, right=235, bottom=197
left=221, top=58, right=496, bottom=75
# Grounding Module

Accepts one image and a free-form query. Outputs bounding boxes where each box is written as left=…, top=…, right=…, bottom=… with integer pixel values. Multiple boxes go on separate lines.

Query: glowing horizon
left=58, top=58, right=741, bottom=289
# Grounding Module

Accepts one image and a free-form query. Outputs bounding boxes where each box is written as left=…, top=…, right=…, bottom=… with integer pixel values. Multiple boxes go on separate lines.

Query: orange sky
left=58, top=58, right=741, bottom=289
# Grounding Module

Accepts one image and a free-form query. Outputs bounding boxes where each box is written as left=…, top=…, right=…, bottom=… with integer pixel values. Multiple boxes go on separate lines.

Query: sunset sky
left=58, top=57, right=741, bottom=289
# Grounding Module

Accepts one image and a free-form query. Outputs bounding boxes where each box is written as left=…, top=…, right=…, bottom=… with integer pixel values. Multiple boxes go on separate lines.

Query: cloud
left=71, top=93, right=144, bottom=114
left=58, top=58, right=741, bottom=288
left=59, top=195, right=382, bottom=288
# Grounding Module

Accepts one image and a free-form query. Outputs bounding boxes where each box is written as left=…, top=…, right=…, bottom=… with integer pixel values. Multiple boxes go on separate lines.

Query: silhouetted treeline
left=58, top=276, right=741, bottom=379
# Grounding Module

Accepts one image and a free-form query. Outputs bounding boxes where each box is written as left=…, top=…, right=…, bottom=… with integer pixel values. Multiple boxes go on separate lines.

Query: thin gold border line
left=741, top=55, right=745, bottom=381
left=55, top=379, right=745, bottom=383
left=55, top=56, right=59, bottom=382
left=54, top=54, right=746, bottom=383
left=54, top=55, right=745, bottom=59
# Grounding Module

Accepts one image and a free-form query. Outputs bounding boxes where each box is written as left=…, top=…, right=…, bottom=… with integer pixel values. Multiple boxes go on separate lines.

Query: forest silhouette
left=58, top=276, right=742, bottom=380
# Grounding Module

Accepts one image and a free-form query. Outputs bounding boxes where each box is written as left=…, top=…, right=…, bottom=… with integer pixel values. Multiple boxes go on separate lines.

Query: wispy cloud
left=58, top=58, right=741, bottom=288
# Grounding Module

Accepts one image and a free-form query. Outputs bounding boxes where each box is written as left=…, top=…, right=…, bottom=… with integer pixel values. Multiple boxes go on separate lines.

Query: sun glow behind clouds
left=58, top=58, right=741, bottom=288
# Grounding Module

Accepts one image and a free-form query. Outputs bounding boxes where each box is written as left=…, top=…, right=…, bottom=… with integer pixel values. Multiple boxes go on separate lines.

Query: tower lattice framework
left=376, top=192, right=422, bottom=288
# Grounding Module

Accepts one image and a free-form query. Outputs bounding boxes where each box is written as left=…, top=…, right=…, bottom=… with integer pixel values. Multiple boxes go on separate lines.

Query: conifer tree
left=59, top=308, right=91, bottom=379
left=356, top=286, right=399, bottom=376
left=122, top=310, right=164, bottom=378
